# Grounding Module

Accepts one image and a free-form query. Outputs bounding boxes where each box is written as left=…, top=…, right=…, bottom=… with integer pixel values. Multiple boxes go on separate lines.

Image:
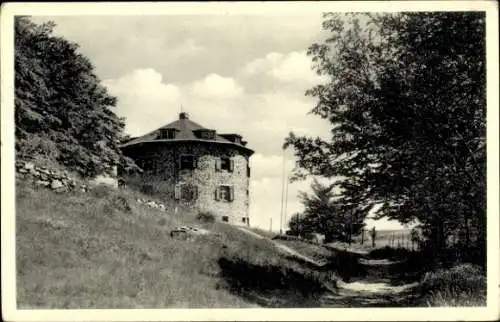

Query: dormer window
left=158, top=128, right=176, bottom=140
left=220, top=134, right=242, bottom=144
left=194, top=129, right=216, bottom=140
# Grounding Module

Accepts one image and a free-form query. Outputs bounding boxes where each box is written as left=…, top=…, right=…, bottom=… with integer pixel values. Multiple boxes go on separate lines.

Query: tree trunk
left=429, top=216, right=446, bottom=267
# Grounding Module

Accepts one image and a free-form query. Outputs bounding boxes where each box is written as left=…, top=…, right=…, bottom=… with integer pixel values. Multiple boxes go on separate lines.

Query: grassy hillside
left=16, top=179, right=337, bottom=308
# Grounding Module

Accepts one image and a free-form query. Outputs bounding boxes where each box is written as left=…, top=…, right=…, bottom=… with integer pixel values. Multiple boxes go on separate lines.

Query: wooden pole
left=279, top=148, right=286, bottom=235
left=283, top=174, right=289, bottom=233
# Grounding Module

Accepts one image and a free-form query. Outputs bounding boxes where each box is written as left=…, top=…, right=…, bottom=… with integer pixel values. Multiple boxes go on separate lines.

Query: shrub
left=89, top=184, right=114, bottom=198
left=419, top=264, right=486, bottom=306
left=16, top=134, right=59, bottom=161
left=121, top=175, right=171, bottom=199
left=197, top=211, right=216, bottom=223
left=368, top=245, right=415, bottom=260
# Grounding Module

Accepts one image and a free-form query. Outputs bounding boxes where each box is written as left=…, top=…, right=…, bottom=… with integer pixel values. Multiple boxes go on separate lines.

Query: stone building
left=120, top=112, right=254, bottom=226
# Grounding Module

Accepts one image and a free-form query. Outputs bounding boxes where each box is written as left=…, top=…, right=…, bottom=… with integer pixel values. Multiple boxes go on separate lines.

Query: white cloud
left=242, top=51, right=326, bottom=85
left=105, top=68, right=180, bottom=99
left=103, top=68, right=181, bottom=136
left=169, top=38, right=205, bottom=58
left=190, top=73, right=244, bottom=99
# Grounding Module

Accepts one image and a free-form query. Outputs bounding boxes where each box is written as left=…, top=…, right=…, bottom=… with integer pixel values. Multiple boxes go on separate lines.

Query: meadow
left=16, top=179, right=486, bottom=308
left=16, top=179, right=336, bottom=308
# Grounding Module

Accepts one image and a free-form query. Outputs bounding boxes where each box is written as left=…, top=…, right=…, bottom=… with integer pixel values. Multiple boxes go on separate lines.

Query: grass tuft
left=418, top=264, right=486, bottom=307
left=196, top=210, right=216, bottom=223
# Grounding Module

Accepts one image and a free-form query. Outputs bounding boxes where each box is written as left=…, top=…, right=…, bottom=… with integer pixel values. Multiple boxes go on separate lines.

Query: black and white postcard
left=1, top=1, right=499, bottom=321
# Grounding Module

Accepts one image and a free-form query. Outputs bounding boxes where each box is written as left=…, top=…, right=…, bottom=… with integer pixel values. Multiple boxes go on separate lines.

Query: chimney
left=179, top=112, right=189, bottom=120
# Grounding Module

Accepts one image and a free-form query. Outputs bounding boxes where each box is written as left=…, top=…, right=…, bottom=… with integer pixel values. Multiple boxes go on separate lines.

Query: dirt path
left=237, top=227, right=419, bottom=307
left=238, top=228, right=327, bottom=266
left=321, top=280, right=419, bottom=307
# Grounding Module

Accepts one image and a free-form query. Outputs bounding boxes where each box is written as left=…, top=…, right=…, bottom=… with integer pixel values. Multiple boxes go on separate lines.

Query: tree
left=15, top=16, right=131, bottom=177
left=287, top=212, right=314, bottom=239
left=291, top=179, right=365, bottom=243
left=284, top=13, right=485, bottom=263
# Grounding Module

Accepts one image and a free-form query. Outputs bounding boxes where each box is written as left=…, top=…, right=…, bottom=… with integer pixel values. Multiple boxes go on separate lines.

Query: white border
left=1, top=1, right=499, bottom=321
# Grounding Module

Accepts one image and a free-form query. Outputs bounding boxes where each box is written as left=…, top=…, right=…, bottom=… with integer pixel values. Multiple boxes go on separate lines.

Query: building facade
left=120, top=112, right=254, bottom=226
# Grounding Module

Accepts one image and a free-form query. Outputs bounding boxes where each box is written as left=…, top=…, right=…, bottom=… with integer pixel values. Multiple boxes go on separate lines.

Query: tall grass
left=418, top=264, right=486, bottom=307
left=16, top=179, right=337, bottom=308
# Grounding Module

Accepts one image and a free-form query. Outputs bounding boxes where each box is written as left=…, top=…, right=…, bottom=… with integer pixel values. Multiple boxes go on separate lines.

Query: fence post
left=370, top=227, right=377, bottom=248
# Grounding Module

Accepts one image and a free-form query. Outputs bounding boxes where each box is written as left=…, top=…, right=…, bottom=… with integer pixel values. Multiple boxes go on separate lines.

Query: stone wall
left=15, top=160, right=117, bottom=192
left=123, top=141, right=251, bottom=226
left=15, top=160, right=85, bottom=191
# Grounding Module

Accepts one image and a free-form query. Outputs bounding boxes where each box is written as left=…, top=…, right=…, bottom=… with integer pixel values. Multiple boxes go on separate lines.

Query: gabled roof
left=120, top=112, right=253, bottom=155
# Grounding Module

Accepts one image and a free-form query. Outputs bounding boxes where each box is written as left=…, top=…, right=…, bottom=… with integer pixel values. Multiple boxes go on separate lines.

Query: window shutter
left=193, top=185, right=198, bottom=200
left=229, top=159, right=234, bottom=172
left=174, top=184, right=181, bottom=200
left=215, top=187, right=220, bottom=201
left=229, top=186, right=234, bottom=201
left=215, top=159, right=221, bottom=171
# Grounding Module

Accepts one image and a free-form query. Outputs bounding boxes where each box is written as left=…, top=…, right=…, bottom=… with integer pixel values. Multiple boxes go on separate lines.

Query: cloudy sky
left=31, top=14, right=409, bottom=231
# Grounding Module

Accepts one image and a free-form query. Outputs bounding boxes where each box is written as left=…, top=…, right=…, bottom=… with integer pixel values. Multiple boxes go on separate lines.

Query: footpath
left=237, top=227, right=419, bottom=307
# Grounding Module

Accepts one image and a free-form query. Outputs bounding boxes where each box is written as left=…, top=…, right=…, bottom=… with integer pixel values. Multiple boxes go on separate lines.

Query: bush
left=121, top=175, right=171, bottom=199
left=368, top=246, right=415, bottom=260
left=197, top=211, right=215, bottom=223
left=16, top=134, right=59, bottom=161
left=419, top=264, right=486, bottom=306
left=89, top=184, right=114, bottom=198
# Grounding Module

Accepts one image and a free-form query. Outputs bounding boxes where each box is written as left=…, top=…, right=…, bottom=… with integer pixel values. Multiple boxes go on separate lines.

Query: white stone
left=24, top=162, right=35, bottom=170
left=35, top=180, right=50, bottom=187
left=89, top=174, right=118, bottom=188
left=50, top=180, right=64, bottom=190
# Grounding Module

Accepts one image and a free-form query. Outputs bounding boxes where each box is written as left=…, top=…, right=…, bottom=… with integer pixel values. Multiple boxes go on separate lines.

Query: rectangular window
left=222, top=216, right=229, bottom=222
left=215, top=185, right=234, bottom=202
left=174, top=183, right=198, bottom=201
left=246, top=165, right=251, bottom=177
left=201, top=130, right=216, bottom=140
left=216, top=157, right=234, bottom=172
left=242, top=217, right=246, bottom=224
left=179, top=155, right=197, bottom=170
left=159, top=128, right=176, bottom=139
left=194, top=129, right=216, bottom=140
left=140, top=158, right=157, bottom=172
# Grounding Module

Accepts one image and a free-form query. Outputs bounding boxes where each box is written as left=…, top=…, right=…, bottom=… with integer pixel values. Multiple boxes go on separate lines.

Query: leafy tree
left=287, top=212, right=314, bottom=239
left=15, top=16, right=133, bottom=177
left=290, top=179, right=365, bottom=243
left=284, top=13, right=485, bottom=263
